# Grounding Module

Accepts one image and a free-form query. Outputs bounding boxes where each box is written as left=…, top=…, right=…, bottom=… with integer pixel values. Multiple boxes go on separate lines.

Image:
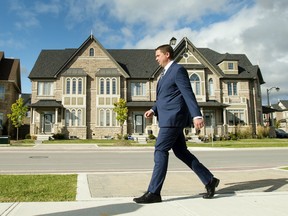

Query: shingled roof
left=28, top=38, right=264, bottom=84
left=0, top=52, right=21, bottom=92
left=107, top=49, right=159, bottom=78
left=28, top=49, right=77, bottom=79
left=198, top=48, right=265, bottom=84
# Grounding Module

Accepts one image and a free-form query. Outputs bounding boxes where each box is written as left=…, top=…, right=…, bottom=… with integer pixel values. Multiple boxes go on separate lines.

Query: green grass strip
left=0, top=174, right=77, bottom=202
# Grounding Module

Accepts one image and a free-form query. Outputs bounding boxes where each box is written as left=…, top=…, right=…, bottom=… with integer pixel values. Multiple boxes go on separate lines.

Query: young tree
left=7, top=97, right=28, bottom=140
left=113, top=98, right=128, bottom=139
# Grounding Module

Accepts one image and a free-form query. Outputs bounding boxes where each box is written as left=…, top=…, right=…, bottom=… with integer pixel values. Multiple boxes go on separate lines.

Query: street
left=0, top=146, right=287, bottom=174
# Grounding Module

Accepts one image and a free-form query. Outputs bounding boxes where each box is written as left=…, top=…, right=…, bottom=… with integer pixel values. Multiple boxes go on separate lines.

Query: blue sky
left=1, top=0, right=288, bottom=105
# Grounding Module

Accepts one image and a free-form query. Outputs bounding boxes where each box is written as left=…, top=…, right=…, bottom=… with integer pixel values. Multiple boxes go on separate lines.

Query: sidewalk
left=0, top=145, right=288, bottom=215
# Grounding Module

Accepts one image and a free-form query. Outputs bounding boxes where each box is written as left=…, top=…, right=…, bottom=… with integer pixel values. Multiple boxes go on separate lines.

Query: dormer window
left=89, top=48, right=94, bottom=56
left=228, top=62, right=234, bottom=70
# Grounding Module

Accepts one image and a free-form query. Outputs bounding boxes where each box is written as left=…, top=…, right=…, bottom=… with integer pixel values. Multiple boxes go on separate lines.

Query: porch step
left=36, top=134, right=52, bottom=141
left=132, top=134, right=148, bottom=144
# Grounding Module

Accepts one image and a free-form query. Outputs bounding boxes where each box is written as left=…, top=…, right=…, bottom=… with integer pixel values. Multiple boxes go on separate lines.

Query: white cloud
left=123, top=0, right=288, bottom=104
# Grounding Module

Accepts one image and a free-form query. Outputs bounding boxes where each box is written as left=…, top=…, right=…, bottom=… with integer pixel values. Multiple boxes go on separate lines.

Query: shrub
left=236, top=126, right=253, bottom=139
left=52, top=133, right=66, bottom=140
left=25, top=134, right=31, bottom=139
left=256, top=125, right=269, bottom=139
left=123, top=134, right=129, bottom=140
left=148, top=134, right=156, bottom=140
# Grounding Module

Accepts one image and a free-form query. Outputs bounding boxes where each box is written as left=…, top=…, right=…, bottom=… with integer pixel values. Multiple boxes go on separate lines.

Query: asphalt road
left=0, top=146, right=287, bottom=174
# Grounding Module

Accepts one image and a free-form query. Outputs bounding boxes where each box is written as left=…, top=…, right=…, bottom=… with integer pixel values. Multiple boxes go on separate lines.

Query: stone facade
left=28, top=36, right=264, bottom=140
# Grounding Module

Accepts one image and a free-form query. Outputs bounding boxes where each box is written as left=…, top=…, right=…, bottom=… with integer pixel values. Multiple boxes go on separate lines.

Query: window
left=112, top=111, right=117, bottom=126
left=228, top=62, right=234, bottom=70
left=89, top=48, right=94, bottom=56
left=208, top=78, right=214, bottom=96
left=65, top=77, right=83, bottom=95
left=78, top=78, right=82, bottom=94
left=190, top=74, right=200, bottom=95
left=65, top=110, right=70, bottom=126
left=204, top=111, right=215, bottom=127
left=71, top=109, right=76, bottom=126
left=77, top=109, right=82, bottom=126
left=106, top=110, right=110, bottom=126
left=100, top=78, right=104, bottom=94
left=106, top=79, right=110, bottom=94
left=72, top=78, right=77, bottom=94
left=112, top=78, right=117, bottom=94
left=227, top=82, right=237, bottom=96
left=227, top=110, right=245, bottom=126
left=37, top=82, right=53, bottom=96
left=66, top=78, right=71, bottom=94
left=100, top=109, right=104, bottom=126
left=0, top=85, right=5, bottom=100
left=131, top=82, right=146, bottom=96
left=98, top=109, right=117, bottom=127
left=65, top=109, right=83, bottom=126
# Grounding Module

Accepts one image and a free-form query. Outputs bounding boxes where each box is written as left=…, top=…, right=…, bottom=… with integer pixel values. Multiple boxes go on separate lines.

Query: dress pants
left=148, top=127, right=213, bottom=195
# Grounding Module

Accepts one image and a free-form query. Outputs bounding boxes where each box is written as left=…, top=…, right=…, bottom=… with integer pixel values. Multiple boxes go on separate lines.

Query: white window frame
left=131, top=82, right=146, bottom=96
left=37, top=81, right=54, bottom=96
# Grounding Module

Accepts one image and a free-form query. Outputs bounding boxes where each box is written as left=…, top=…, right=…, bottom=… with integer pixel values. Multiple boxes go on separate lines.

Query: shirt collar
left=164, top=61, right=174, bottom=72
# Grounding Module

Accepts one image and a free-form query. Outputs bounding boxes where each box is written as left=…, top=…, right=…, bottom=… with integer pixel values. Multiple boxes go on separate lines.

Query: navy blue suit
left=148, top=62, right=214, bottom=195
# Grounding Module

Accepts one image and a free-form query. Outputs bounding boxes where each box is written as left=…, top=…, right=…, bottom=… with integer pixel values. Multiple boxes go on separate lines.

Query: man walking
left=133, top=44, right=219, bottom=204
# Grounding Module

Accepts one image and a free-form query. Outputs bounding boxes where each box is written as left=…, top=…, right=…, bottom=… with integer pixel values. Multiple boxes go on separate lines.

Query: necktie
left=160, top=69, right=165, bottom=79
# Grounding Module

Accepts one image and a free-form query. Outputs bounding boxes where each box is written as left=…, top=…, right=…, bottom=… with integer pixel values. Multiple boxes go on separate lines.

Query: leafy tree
left=7, top=97, right=28, bottom=140
left=113, top=98, right=128, bottom=138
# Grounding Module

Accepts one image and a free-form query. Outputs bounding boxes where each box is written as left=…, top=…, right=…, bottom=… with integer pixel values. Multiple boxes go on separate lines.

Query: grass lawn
left=9, top=138, right=288, bottom=148
left=0, top=174, right=77, bottom=202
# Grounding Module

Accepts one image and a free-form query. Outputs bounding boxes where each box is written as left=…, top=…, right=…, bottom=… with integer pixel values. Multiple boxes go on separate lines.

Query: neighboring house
left=0, top=51, right=21, bottom=137
left=28, top=35, right=264, bottom=140
left=271, top=100, right=288, bottom=130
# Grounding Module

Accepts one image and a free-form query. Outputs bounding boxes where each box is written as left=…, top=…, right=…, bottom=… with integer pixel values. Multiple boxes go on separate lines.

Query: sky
left=0, top=0, right=287, bottom=105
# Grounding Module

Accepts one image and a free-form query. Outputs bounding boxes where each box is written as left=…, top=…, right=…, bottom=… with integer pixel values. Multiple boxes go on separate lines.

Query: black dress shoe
left=133, top=191, right=162, bottom=204
left=203, top=177, right=220, bottom=199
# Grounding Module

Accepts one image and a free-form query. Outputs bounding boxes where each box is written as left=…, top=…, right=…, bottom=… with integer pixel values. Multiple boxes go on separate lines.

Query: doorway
left=135, top=114, right=143, bottom=134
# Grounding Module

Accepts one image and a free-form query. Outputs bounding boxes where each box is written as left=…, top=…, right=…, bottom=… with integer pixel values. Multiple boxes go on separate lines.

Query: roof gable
left=0, top=53, right=21, bottom=92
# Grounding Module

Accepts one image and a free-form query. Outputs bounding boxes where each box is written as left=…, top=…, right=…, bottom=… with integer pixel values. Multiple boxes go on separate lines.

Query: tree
left=113, top=98, right=128, bottom=138
left=7, top=97, right=28, bottom=140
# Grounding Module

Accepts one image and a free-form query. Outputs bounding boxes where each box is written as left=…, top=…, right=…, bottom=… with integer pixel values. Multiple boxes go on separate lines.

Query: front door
left=44, top=114, right=52, bottom=133
left=135, top=114, right=143, bottom=134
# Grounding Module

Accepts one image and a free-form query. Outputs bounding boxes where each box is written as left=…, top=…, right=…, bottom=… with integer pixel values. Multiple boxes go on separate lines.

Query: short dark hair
left=155, top=44, right=174, bottom=59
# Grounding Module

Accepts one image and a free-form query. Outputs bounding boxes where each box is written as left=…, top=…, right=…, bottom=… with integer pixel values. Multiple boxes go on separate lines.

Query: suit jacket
left=152, top=62, right=202, bottom=128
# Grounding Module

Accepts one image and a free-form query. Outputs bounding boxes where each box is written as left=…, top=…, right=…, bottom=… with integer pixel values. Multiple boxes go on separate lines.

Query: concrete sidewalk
left=0, top=145, right=288, bottom=215
left=1, top=192, right=288, bottom=216
left=1, top=168, right=288, bottom=216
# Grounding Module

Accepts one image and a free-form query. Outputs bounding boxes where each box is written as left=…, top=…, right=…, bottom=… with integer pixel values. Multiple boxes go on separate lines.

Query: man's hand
left=193, top=118, right=205, bottom=129
left=144, top=110, right=154, bottom=118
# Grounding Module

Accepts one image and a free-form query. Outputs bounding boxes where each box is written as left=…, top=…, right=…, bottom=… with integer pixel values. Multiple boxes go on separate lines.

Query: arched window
left=190, top=74, right=200, bottom=95
left=72, top=78, right=77, bottom=94
left=106, top=78, right=110, bottom=94
left=89, top=48, right=94, bottom=56
left=208, top=78, right=214, bottom=96
left=77, top=109, right=82, bottom=126
left=71, top=109, right=76, bottom=126
left=112, top=78, right=117, bottom=94
left=106, top=109, right=110, bottom=126
left=100, top=109, right=104, bottom=126
left=78, top=78, right=83, bottom=94
left=100, top=78, right=104, bottom=94
left=112, top=111, right=117, bottom=126
left=65, top=110, right=70, bottom=126
left=66, top=78, right=71, bottom=94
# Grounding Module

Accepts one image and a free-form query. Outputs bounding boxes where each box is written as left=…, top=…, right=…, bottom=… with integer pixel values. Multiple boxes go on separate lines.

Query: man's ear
left=165, top=52, right=170, bottom=58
